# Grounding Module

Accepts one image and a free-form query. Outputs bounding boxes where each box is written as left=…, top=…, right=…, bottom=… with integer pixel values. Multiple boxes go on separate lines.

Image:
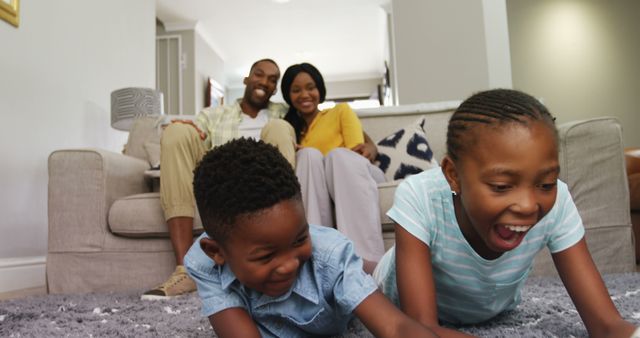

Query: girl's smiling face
left=443, top=120, right=560, bottom=259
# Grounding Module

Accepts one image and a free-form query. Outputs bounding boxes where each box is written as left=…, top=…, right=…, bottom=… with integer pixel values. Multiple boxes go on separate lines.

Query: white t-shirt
left=238, top=109, right=269, bottom=140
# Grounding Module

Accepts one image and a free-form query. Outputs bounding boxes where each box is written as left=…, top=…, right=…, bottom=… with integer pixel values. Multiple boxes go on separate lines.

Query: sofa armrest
left=558, top=117, right=631, bottom=230
left=48, top=148, right=149, bottom=252
left=531, top=117, right=635, bottom=275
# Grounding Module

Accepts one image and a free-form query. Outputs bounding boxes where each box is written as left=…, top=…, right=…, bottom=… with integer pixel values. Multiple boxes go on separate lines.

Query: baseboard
left=0, top=256, right=46, bottom=294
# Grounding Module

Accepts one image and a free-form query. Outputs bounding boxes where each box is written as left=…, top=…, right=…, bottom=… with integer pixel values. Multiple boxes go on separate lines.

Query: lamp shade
left=111, top=87, right=164, bottom=131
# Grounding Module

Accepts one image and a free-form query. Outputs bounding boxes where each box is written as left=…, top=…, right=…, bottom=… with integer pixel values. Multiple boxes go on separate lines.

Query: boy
left=184, top=138, right=437, bottom=337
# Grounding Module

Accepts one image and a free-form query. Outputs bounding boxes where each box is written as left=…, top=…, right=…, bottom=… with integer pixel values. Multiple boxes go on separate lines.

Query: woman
left=282, top=63, right=386, bottom=271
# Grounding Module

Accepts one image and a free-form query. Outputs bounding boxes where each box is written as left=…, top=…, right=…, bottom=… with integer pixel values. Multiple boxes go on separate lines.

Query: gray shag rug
left=1, top=273, right=639, bottom=337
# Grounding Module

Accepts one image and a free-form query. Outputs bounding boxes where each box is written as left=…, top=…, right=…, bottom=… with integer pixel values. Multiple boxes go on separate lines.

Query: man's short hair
left=249, top=58, right=279, bottom=73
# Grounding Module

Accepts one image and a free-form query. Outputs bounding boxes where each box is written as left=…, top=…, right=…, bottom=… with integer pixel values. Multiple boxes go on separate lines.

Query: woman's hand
left=353, top=132, right=379, bottom=163
left=351, top=143, right=377, bottom=163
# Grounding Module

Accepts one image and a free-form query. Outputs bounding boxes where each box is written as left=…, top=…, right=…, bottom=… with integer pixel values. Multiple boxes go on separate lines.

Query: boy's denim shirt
left=184, top=224, right=378, bottom=338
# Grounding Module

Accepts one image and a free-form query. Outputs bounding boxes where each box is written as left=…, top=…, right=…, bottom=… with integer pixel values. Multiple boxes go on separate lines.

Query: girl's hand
left=553, top=239, right=638, bottom=338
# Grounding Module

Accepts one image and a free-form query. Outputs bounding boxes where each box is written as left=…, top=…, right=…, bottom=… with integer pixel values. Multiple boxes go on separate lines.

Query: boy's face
left=443, top=120, right=559, bottom=259
left=203, top=199, right=312, bottom=297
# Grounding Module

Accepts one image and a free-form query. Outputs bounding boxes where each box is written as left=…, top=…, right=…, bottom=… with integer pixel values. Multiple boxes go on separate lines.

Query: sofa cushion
left=374, top=117, right=439, bottom=181
left=144, top=141, right=161, bottom=168
left=557, top=117, right=630, bottom=231
left=123, top=116, right=163, bottom=166
left=532, top=117, right=635, bottom=276
left=108, top=192, right=203, bottom=237
left=378, top=180, right=399, bottom=233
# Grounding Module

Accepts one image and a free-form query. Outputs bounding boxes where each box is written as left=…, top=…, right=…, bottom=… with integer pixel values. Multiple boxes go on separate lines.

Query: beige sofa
left=47, top=102, right=637, bottom=294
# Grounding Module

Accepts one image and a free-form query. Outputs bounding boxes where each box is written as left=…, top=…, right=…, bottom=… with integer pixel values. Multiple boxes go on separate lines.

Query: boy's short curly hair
left=193, top=138, right=301, bottom=243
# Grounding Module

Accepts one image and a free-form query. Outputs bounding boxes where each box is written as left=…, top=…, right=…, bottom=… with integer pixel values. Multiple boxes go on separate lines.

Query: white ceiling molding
left=162, top=20, right=197, bottom=32
left=158, top=19, right=227, bottom=62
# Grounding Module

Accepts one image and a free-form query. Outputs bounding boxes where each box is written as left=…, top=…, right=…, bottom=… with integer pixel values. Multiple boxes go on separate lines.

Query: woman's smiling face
left=445, top=120, right=560, bottom=259
left=289, top=71, right=320, bottom=117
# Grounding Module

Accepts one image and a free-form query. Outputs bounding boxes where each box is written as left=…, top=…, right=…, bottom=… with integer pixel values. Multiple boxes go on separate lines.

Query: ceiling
left=156, top=0, right=390, bottom=89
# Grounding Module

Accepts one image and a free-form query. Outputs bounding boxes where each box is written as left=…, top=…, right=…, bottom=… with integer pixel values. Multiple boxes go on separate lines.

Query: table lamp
left=111, top=87, right=164, bottom=131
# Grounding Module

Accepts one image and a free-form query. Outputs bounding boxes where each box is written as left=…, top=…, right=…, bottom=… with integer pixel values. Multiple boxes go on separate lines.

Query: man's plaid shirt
left=195, top=100, right=287, bottom=149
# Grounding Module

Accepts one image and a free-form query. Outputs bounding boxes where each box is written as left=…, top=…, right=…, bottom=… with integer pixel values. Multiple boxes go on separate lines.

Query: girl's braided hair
left=446, top=89, right=556, bottom=161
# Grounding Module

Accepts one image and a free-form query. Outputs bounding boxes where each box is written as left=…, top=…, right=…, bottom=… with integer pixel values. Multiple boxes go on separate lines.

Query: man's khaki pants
left=160, top=120, right=296, bottom=220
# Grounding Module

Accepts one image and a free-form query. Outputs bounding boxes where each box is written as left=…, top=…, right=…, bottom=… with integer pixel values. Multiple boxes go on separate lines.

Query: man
left=142, top=58, right=379, bottom=300
left=141, top=59, right=295, bottom=300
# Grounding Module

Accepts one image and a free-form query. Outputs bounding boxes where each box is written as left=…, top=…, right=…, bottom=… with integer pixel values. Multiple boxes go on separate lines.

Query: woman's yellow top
left=300, top=103, right=364, bottom=155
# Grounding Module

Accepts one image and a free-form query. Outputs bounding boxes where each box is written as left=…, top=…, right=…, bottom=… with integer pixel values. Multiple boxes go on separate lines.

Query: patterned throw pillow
left=375, top=117, right=438, bottom=181
left=124, top=116, right=163, bottom=167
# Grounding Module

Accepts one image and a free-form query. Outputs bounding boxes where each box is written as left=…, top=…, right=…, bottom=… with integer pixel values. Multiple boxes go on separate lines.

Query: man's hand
left=170, top=119, right=206, bottom=141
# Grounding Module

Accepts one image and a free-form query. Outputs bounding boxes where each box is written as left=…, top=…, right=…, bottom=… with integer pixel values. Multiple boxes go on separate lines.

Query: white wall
left=390, top=0, right=512, bottom=104
left=507, top=0, right=640, bottom=147
left=194, top=29, right=226, bottom=113
left=157, top=26, right=196, bottom=115
left=0, top=0, right=155, bottom=292
left=326, top=78, right=382, bottom=100
left=482, top=0, right=513, bottom=89
left=157, top=24, right=226, bottom=115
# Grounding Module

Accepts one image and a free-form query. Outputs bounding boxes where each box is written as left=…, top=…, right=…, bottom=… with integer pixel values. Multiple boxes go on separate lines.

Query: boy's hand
left=208, top=308, right=261, bottom=338
left=354, top=290, right=465, bottom=337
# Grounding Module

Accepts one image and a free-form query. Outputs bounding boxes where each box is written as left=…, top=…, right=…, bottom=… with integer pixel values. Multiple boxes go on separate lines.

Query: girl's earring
left=452, top=190, right=457, bottom=196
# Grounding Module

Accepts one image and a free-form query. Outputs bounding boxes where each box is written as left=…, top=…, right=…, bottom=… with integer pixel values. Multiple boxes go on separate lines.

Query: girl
left=373, top=89, right=638, bottom=337
left=281, top=63, right=386, bottom=270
